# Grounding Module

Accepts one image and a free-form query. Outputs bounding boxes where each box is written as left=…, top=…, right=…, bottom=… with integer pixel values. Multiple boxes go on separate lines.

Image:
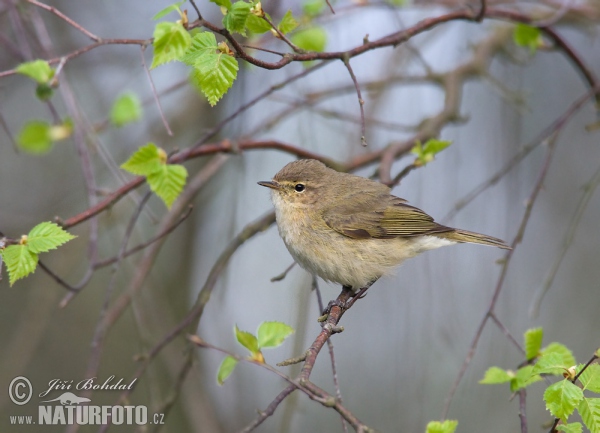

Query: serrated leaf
left=222, top=1, right=251, bottom=35
left=578, top=364, right=600, bottom=393
left=246, top=14, right=271, bottom=33
left=278, top=10, right=298, bottom=34
left=147, top=164, right=188, bottom=209
left=479, top=366, right=513, bottom=384
left=234, top=325, right=259, bottom=354
left=544, top=379, right=584, bottom=420
left=425, top=420, right=458, bottom=433
left=151, top=21, right=192, bottom=68
left=110, top=92, right=142, bottom=127
left=121, top=143, right=163, bottom=176
left=542, top=343, right=577, bottom=372
left=209, top=0, right=232, bottom=9
left=16, top=60, right=54, bottom=84
left=533, top=352, right=569, bottom=376
left=512, top=365, right=543, bottom=392
left=180, top=32, right=218, bottom=66
left=257, top=321, right=294, bottom=348
left=0, top=245, right=38, bottom=286
left=153, top=0, right=186, bottom=20
left=524, top=327, right=544, bottom=361
left=17, top=120, right=53, bottom=154
left=578, top=398, right=600, bottom=433
left=190, top=52, right=238, bottom=106
left=217, top=355, right=238, bottom=385
left=291, top=26, right=326, bottom=52
left=27, top=222, right=76, bottom=254
left=513, top=23, right=542, bottom=53
left=556, top=422, right=582, bottom=433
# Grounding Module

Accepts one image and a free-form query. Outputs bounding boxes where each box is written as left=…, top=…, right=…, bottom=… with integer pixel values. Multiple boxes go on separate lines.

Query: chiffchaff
left=259, top=159, right=510, bottom=290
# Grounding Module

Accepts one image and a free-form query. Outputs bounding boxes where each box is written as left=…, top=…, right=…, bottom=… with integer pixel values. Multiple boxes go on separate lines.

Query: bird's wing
left=322, top=195, right=451, bottom=239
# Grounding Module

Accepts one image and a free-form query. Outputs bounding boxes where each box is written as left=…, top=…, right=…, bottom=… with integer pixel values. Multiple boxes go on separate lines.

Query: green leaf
left=209, top=0, right=232, bottom=9
left=544, top=379, right=584, bottom=420
left=291, top=26, right=327, bottom=52
left=151, top=21, right=192, bottom=68
left=556, top=422, right=582, bottom=433
left=16, top=60, right=54, bottom=84
left=35, top=84, right=54, bottom=101
left=257, top=321, right=294, bottom=349
left=425, top=420, right=458, bottom=433
left=422, top=138, right=451, bottom=155
left=513, top=23, right=543, bottom=53
left=303, top=0, right=325, bottom=17
left=120, top=143, right=164, bottom=176
left=578, top=364, right=600, bottom=393
left=0, top=245, right=38, bottom=286
left=479, top=367, right=513, bottom=384
left=190, top=51, right=238, bottom=106
left=147, top=164, right=188, bottom=209
left=235, top=325, right=259, bottom=354
left=180, top=32, right=218, bottom=66
left=524, top=327, right=544, bottom=361
left=217, top=355, right=238, bottom=385
left=246, top=14, right=271, bottom=33
left=278, top=10, right=298, bottom=34
left=17, top=120, right=53, bottom=154
left=153, top=1, right=186, bottom=20
left=27, top=222, right=76, bottom=254
left=578, top=398, right=600, bottom=433
left=222, top=1, right=251, bottom=35
left=110, top=92, right=142, bottom=127
left=533, top=352, right=570, bottom=376
left=511, top=365, right=543, bottom=392
left=542, top=343, right=577, bottom=372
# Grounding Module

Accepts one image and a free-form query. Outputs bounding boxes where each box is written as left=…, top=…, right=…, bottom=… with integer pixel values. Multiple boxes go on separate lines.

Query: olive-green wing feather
left=322, top=195, right=451, bottom=239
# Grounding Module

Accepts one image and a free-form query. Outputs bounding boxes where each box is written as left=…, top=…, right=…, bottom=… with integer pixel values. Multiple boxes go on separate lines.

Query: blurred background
left=0, top=0, right=599, bottom=432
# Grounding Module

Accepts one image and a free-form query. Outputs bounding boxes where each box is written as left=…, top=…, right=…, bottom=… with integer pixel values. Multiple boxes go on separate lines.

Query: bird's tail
left=435, top=229, right=511, bottom=250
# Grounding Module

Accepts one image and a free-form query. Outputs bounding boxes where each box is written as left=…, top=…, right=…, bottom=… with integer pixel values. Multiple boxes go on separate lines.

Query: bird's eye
left=294, top=183, right=305, bottom=192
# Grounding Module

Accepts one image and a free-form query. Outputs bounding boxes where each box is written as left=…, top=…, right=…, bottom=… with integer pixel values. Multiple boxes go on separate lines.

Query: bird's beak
left=257, top=180, right=281, bottom=190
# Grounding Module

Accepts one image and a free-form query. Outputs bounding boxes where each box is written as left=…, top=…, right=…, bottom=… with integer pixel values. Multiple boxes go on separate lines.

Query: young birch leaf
left=190, top=52, right=238, bottom=106
left=246, top=14, right=271, bottom=33
left=209, top=0, right=232, bottom=9
left=151, top=22, right=192, bottom=68
left=110, top=93, right=142, bottom=127
left=222, top=1, right=251, bottom=35
left=578, top=398, right=600, bottom=433
left=147, top=164, right=188, bottom=209
left=422, top=139, right=451, bottom=155
left=556, top=422, right=582, bottom=433
left=27, top=222, right=76, bottom=254
left=513, top=23, right=542, bottom=53
left=425, top=420, right=458, bottom=433
left=234, top=325, right=259, bottom=354
left=291, top=26, right=327, bottom=52
left=257, top=322, right=294, bottom=349
left=0, top=245, right=38, bottom=286
left=180, top=32, right=218, bottom=66
left=153, top=0, right=186, bottom=20
left=217, top=355, right=238, bottom=385
left=17, top=120, right=53, bottom=154
left=544, top=379, right=584, bottom=420
left=533, top=352, right=569, bottom=376
left=578, top=364, right=600, bottom=392
left=278, top=10, right=298, bottom=34
left=524, top=327, right=544, bottom=360
left=511, top=365, right=543, bottom=392
left=121, top=143, right=163, bottom=176
left=479, top=367, right=513, bottom=384
left=542, top=343, right=577, bottom=371
left=16, top=60, right=54, bottom=84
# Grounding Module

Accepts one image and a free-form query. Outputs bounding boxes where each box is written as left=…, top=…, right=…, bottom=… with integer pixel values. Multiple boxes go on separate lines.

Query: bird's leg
left=319, top=280, right=377, bottom=318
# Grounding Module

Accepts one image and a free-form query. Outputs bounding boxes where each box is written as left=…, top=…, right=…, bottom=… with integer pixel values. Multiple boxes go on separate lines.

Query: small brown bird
left=259, top=159, right=510, bottom=290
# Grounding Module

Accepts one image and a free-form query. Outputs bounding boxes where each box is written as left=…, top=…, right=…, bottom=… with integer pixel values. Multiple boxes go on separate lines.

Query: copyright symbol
left=9, top=376, right=32, bottom=405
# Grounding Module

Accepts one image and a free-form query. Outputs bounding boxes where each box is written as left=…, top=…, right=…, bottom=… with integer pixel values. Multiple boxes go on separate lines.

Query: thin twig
left=261, top=14, right=302, bottom=53
left=237, top=385, right=296, bottom=433
left=188, top=0, right=203, bottom=20
left=475, top=0, right=486, bottom=21
left=26, top=0, right=101, bottom=41
left=518, top=389, right=528, bottom=433
left=342, top=56, right=367, bottom=146
left=140, top=46, right=173, bottom=136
